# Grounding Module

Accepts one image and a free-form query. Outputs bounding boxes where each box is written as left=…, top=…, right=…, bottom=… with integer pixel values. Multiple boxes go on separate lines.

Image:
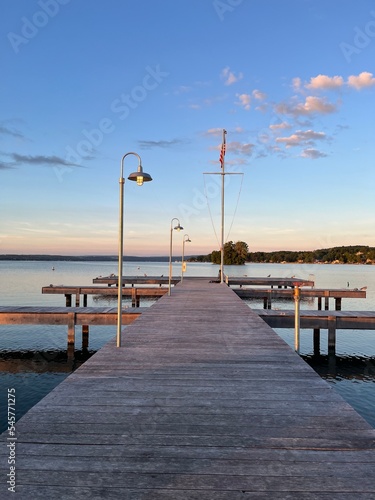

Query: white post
left=117, top=171, right=125, bottom=348
left=220, top=129, right=227, bottom=284
left=169, top=218, right=182, bottom=295
left=294, top=285, right=301, bottom=353
left=116, top=152, right=152, bottom=348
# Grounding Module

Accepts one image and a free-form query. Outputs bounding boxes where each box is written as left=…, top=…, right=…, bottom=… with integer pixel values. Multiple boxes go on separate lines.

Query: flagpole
left=220, top=129, right=227, bottom=284
left=203, top=129, right=242, bottom=285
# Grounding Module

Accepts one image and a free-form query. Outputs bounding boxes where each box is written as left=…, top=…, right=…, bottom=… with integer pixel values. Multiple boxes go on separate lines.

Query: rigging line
left=203, top=174, right=220, bottom=247
left=225, top=173, right=244, bottom=242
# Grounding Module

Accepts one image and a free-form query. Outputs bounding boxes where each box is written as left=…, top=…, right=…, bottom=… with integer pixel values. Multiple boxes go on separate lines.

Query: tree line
left=190, top=244, right=375, bottom=265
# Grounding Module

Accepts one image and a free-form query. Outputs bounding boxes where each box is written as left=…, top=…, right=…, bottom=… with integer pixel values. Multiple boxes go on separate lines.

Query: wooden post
left=75, top=293, right=80, bottom=307
left=313, top=328, right=320, bottom=356
left=335, top=297, right=341, bottom=311
left=67, top=343, right=75, bottom=361
left=82, top=325, right=89, bottom=349
left=317, top=297, right=322, bottom=310
left=328, top=315, right=336, bottom=355
left=65, top=294, right=72, bottom=307
left=263, top=297, right=267, bottom=309
left=67, top=312, right=75, bottom=346
left=324, top=296, right=329, bottom=310
left=132, top=288, right=136, bottom=308
left=83, top=294, right=88, bottom=307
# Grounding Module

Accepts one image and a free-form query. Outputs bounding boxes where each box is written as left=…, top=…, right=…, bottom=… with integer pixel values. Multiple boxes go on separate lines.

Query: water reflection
left=0, top=349, right=94, bottom=373
left=303, top=353, right=375, bottom=381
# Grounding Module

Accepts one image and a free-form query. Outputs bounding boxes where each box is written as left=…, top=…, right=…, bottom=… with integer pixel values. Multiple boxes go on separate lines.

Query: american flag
left=219, top=130, right=227, bottom=168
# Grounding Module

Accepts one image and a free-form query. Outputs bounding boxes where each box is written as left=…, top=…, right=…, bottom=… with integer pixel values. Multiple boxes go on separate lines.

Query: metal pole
left=117, top=171, right=125, bottom=348
left=220, top=129, right=226, bottom=284
left=168, top=223, right=173, bottom=296
left=181, top=234, right=190, bottom=283
left=116, top=152, right=146, bottom=348
left=181, top=238, right=185, bottom=283
left=168, top=218, right=181, bottom=295
left=294, top=285, right=301, bottom=353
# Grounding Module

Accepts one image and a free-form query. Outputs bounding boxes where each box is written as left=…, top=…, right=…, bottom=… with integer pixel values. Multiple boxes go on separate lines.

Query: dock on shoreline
left=1, top=277, right=374, bottom=498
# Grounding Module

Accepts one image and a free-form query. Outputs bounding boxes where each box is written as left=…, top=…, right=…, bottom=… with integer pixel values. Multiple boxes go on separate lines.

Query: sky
left=1, top=0, right=375, bottom=257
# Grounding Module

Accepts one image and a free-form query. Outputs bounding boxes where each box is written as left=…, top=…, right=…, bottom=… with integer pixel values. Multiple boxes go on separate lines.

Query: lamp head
left=128, top=164, right=152, bottom=186
left=174, top=223, right=183, bottom=231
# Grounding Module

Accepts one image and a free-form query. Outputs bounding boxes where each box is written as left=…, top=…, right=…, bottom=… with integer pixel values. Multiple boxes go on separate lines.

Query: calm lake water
left=0, top=260, right=374, bottom=432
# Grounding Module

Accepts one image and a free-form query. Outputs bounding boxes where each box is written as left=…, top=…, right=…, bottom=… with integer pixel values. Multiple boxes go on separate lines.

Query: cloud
left=227, top=141, right=254, bottom=156
left=205, top=128, right=225, bottom=137
left=0, top=125, right=24, bottom=139
left=276, top=96, right=337, bottom=116
left=301, top=148, right=327, bottom=159
left=301, top=71, right=375, bottom=91
left=236, top=93, right=251, bottom=110
left=269, top=121, right=292, bottom=131
left=173, top=85, right=192, bottom=95
left=292, top=77, right=302, bottom=92
left=347, top=71, right=375, bottom=90
left=220, top=67, right=243, bottom=85
left=252, top=89, right=267, bottom=100
left=276, top=129, right=327, bottom=148
left=12, top=153, right=82, bottom=167
left=0, top=161, right=15, bottom=170
left=138, top=139, right=185, bottom=149
left=305, top=74, right=344, bottom=90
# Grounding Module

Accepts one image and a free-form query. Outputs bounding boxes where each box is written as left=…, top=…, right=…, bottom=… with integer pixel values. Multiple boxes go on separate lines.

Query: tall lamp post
left=181, top=234, right=191, bottom=282
left=117, top=152, right=152, bottom=348
left=168, top=217, right=183, bottom=295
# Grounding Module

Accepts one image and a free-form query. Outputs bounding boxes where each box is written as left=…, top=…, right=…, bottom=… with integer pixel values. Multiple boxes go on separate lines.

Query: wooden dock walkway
left=1, top=278, right=375, bottom=498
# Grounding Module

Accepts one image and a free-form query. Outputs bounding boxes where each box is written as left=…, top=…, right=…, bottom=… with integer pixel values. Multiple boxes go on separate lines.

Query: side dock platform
left=1, top=278, right=375, bottom=498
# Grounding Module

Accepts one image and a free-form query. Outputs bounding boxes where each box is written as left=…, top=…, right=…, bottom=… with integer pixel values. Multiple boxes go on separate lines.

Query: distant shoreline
left=0, top=254, right=373, bottom=265
left=0, top=255, right=170, bottom=262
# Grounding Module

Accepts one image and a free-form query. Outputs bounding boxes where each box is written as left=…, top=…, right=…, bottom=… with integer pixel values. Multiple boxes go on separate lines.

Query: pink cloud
left=347, top=71, right=375, bottom=90
left=236, top=93, right=251, bottom=110
left=306, top=74, right=344, bottom=90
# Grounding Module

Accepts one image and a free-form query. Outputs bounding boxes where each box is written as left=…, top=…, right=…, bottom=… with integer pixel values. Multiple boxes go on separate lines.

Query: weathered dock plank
left=1, top=278, right=374, bottom=498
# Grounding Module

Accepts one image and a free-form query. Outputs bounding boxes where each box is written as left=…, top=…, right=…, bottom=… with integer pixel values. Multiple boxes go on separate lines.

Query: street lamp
left=117, top=152, right=152, bottom=347
left=181, top=234, right=191, bottom=282
left=168, top=217, right=183, bottom=295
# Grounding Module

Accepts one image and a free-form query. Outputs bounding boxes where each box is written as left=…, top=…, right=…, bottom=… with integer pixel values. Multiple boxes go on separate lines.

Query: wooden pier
left=93, top=275, right=179, bottom=286
left=1, top=278, right=374, bottom=498
left=0, top=306, right=143, bottom=352
left=235, top=287, right=366, bottom=310
left=42, top=285, right=167, bottom=307
left=256, top=309, right=375, bottom=355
